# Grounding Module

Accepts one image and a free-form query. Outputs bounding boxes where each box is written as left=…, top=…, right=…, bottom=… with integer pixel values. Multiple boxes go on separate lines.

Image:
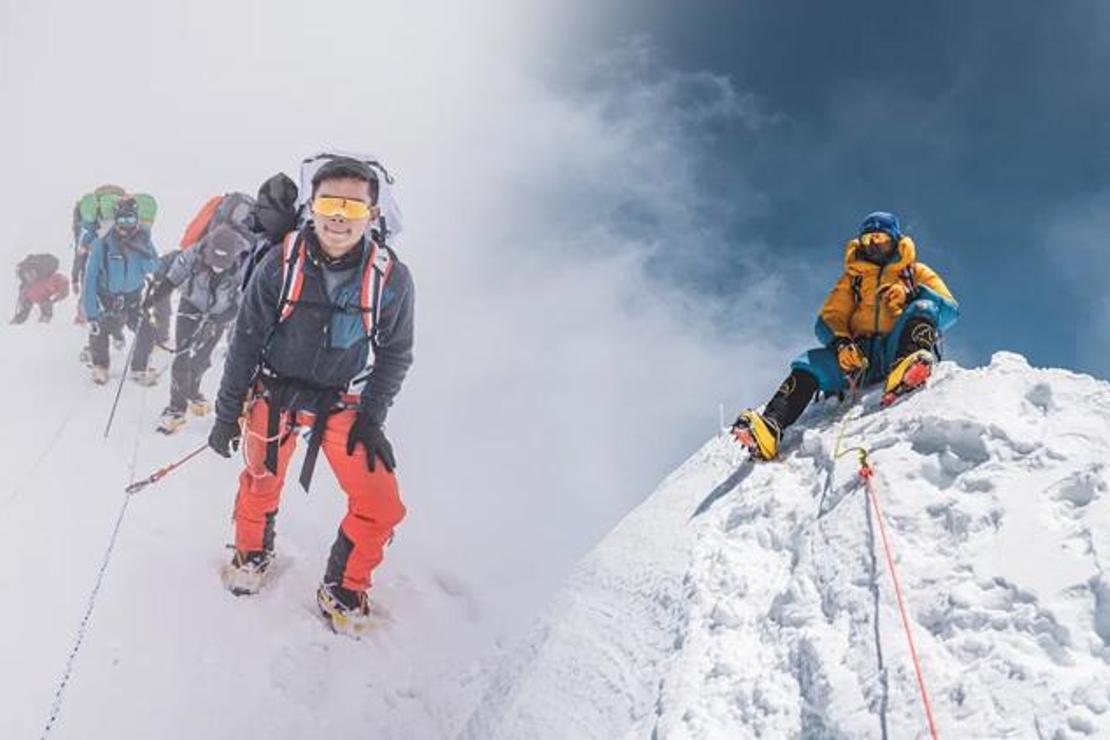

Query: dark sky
left=551, top=0, right=1110, bottom=375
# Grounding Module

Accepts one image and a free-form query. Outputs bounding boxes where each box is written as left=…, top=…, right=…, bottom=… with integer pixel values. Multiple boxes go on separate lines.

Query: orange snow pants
left=233, top=399, right=406, bottom=592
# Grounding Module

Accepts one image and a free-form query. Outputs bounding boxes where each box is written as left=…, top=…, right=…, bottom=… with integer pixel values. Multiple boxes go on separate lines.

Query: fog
left=0, top=0, right=793, bottom=631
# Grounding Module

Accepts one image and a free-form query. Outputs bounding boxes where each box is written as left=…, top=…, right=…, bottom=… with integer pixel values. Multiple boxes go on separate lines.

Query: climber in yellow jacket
left=732, top=211, right=959, bottom=460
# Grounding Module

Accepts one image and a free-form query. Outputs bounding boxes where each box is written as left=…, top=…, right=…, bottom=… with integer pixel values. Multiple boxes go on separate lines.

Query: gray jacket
left=214, top=230, right=414, bottom=427
left=165, top=248, right=242, bottom=320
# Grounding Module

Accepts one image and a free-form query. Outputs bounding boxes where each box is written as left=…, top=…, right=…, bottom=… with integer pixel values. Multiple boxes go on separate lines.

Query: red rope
left=860, top=462, right=940, bottom=740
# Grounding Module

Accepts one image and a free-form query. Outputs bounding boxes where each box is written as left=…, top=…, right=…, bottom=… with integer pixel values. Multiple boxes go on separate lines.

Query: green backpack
left=78, top=191, right=158, bottom=226
left=133, top=193, right=158, bottom=225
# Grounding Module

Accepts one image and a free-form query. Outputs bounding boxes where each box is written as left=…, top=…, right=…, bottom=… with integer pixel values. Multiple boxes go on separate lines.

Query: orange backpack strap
left=179, top=195, right=224, bottom=249
left=277, top=231, right=306, bottom=322
left=358, top=239, right=395, bottom=340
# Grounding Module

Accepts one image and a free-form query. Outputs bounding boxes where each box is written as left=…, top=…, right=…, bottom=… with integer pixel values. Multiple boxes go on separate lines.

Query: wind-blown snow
left=463, top=352, right=1110, bottom=739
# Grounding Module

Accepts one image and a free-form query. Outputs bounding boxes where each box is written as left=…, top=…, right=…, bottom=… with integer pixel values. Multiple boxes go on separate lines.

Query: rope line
left=40, top=491, right=133, bottom=739
left=863, top=472, right=891, bottom=740
left=821, top=366, right=939, bottom=739
left=859, top=461, right=940, bottom=740
left=41, top=377, right=148, bottom=738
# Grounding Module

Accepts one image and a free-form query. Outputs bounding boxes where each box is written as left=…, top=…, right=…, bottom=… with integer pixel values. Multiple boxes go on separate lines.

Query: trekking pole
left=103, top=335, right=138, bottom=439
left=125, top=443, right=209, bottom=494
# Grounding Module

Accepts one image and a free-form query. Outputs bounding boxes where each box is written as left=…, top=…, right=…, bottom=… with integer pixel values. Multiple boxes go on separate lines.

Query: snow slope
left=0, top=319, right=498, bottom=739
left=6, top=308, right=1109, bottom=740
left=463, top=352, right=1110, bottom=739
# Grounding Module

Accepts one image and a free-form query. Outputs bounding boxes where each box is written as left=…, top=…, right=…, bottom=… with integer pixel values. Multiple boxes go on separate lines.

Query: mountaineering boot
left=91, top=366, right=109, bottom=385
left=221, top=550, right=273, bottom=596
left=731, top=409, right=782, bottom=461
left=157, top=407, right=187, bottom=434
left=189, top=394, right=212, bottom=417
left=317, top=581, right=374, bottom=636
left=131, top=368, right=159, bottom=387
left=881, top=349, right=935, bottom=407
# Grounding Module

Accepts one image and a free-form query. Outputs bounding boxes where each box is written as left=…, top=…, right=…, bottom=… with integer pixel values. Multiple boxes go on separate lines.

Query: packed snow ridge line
left=461, top=352, right=1110, bottom=740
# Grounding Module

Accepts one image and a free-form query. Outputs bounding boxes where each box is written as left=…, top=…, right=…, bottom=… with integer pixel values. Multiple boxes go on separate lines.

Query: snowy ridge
left=463, top=352, right=1110, bottom=739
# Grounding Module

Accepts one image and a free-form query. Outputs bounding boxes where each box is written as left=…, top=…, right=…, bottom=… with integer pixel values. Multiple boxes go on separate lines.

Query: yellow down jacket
left=818, top=236, right=956, bottom=339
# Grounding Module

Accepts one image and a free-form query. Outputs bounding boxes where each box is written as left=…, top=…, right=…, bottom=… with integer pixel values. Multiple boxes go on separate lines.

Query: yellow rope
left=832, top=363, right=867, bottom=461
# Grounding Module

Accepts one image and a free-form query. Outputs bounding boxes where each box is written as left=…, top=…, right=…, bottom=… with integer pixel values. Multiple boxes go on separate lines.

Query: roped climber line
left=42, top=375, right=148, bottom=739
left=856, top=450, right=940, bottom=740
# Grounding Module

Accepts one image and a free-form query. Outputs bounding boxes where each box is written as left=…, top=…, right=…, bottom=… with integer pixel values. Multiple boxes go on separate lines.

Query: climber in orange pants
left=209, top=157, right=415, bottom=633
left=233, top=398, right=406, bottom=593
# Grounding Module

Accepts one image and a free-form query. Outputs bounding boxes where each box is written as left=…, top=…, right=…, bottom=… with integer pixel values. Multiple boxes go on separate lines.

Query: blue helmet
left=859, top=211, right=901, bottom=240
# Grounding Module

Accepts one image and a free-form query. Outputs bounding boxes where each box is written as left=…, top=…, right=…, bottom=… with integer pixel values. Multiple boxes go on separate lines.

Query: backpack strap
left=277, top=231, right=306, bottom=322
left=359, top=238, right=394, bottom=341
left=850, top=275, right=863, bottom=306
left=269, top=233, right=395, bottom=397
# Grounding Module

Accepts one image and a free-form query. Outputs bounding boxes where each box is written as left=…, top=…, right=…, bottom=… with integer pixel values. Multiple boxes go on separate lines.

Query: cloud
left=1039, top=194, right=1110, bottom=375
left=0, top=3, right=797, bottom=632
left=388, top=41, right=806, bottom=630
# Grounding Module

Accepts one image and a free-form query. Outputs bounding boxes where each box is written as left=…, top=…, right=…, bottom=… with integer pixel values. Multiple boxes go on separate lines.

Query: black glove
left=208, top=418, right=241, bottom=458
left=345, top=413, right=395, bottom=473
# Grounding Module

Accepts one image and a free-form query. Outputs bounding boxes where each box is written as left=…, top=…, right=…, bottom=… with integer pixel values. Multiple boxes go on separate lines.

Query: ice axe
left=126, top=443, right=209, bottom=494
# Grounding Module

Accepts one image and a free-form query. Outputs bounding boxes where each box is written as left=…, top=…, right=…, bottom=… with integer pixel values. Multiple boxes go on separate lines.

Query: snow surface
left=0, top=320, right=501, bottom=739
left=462, top=352, right=1110, bottom=739
left=4, top=309, right=1109, bottom=740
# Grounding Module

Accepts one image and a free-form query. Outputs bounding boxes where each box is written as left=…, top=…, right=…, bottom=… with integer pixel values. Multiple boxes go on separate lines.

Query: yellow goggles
left=312, top=196, right=372, bottom=220
left=859, top=231, right=893, bottom=248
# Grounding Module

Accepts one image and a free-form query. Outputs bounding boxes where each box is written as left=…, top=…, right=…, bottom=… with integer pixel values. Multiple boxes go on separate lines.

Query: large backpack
left=134, top=194, right=158, bottom=225
left=296, top=151, right=403, bottom=240
left=238, top=173, right=298, bottom=291
left=179, top=192, right=256, bottom=249
left=77, top=192, right=106, bottom=225
left=240, top=152, right=402, bottom=293
left=19, top=253, right=60, bottom=279
left=179, top=196, right=224, bottom=248
left=81, top=192, right=158, bottom=226
left=76, top=185, right=126, bottom=225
